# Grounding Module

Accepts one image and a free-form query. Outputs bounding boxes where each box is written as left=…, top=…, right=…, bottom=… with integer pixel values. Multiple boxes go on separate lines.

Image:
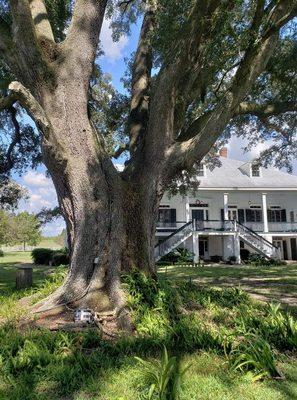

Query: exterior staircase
left=235, top=221, right=280, bottom=260
left=154, top=219, right=281, bottom=262
left=154, top=221, right=193, bottom=261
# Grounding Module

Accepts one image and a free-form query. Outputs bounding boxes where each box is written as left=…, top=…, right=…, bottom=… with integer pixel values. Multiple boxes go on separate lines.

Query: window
left=268, top=209, right=286, bottom=222
left=197, top=164, right=205, bottom=177
left=158, top=208, right=176, bottom=226
left=245, top=209, right=262, bottom=222
left=290, top=211, right=295, bottom=223
left=251, top=164, right=261, bottom=177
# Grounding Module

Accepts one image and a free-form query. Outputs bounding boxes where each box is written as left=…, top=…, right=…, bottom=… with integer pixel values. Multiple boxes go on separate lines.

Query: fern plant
left=135, top=346, right=190, bottom=400
left=230, top=334, right=282, bottom=381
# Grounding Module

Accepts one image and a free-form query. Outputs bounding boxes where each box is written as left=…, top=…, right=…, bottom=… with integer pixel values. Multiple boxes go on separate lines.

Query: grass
left=158, top=263, right=297, bottom=314
left=0, top=251, right=54, bottom=292
left=38, top=236, right=63, bottom=249
left=0, top=253, right=296, bottom=399
left=0, top=235, right=63, bottom=253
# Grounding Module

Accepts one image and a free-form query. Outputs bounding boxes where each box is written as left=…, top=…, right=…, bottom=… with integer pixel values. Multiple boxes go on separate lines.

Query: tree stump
left=16, top=265, right=33, bottom=289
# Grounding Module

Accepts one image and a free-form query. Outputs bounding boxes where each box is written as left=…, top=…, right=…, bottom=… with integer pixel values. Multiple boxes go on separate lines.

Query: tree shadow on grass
left=0, top=332, right=297, bottom=400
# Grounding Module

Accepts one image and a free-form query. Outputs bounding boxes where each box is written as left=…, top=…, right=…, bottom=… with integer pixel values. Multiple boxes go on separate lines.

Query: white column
left=234, top=234, right=241, bottom=264
left=222, top=235, right=233, bottom=261
left=286, top=238, right=292, bottom=260
left=223, top=193, right=229, bottom=220
left=193, top=232, right=200, bottom=263
left=262, top=192, right=269, bottom=233
left=186, top=196, right=190, bottom=222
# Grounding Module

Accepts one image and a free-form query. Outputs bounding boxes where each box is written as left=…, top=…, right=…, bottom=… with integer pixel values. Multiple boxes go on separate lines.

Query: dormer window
left=197, top=164, right=205, bottom=177
left=251, top=163, right=261, bottom=177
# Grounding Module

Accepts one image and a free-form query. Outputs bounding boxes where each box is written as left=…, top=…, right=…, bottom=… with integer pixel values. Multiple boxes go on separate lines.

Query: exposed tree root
left=31, top=281, right=134, bottom=334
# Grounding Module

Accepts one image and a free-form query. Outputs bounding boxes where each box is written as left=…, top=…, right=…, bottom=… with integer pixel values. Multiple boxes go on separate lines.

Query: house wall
left=159, top=190, right=297, bottom=261
left=161, top=190, right=297, bottom=222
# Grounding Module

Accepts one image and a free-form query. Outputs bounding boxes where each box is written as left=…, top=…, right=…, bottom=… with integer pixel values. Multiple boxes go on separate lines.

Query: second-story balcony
left=244, top=222, right=297, bottom=233
left=156, top=220, right=297, bottom=233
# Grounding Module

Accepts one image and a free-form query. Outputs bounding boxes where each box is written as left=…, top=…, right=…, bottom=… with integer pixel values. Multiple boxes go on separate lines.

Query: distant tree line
left=0, top=210, right=41, bottom=250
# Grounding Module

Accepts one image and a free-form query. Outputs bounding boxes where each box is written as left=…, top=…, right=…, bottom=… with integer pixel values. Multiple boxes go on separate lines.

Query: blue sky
left=11, top=18, right=297, bottom=236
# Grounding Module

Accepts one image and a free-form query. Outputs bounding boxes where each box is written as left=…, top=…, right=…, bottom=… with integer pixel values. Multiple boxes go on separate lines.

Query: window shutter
left=220, top=209, right=224, bottom=221
left=238, top=209, right=245, bottom=223
left=281, top=209, right=287, bottom=222
left=170, top=209, right=176, bottom=223
left=245, top=209, right=252, bottom=222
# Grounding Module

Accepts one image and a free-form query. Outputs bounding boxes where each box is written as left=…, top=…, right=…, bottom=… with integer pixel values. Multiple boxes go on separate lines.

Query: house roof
left=114, top=158, right=297, bottom=190
left=199, top=157, right=297, bottom=190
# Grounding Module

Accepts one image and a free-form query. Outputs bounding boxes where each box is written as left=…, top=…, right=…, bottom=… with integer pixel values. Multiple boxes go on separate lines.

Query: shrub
left=0, top=249, right=4, bottom=257
left=240, top=248, right=250, bottom=262
left=31, top=247, right=69, bottom=266
left=158, top=247, right=194, bottom=264
left=210, top=255, right=222, bottom=263
left=31, top=248, right=53, bottom=265
left=248, top=254, right=286, bottom=267
left=228, top=256, right=237, bottom=263
left=52, top=249, right=69, bottom=266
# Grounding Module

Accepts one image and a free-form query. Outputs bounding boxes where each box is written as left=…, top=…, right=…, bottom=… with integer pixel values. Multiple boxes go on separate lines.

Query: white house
left=154, top=148, right=297, bottom=263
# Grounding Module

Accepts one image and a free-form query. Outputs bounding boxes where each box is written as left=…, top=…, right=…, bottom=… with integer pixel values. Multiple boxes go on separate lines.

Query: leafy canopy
left=0, top=0, right=296, bottom=199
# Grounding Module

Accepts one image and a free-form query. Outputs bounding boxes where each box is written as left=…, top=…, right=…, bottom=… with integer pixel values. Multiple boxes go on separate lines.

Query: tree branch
left=177, top=100, right=297, bottom=143
left=258, top=116, right=289, bottom=136
left=113, top=144, right=129, bottom=159
left=165, top=10, right=289, bottom=175
left=29, top=0, right=55, bottom=42
left=63, top=0, right=107, bottom=81
left=9, top=0, right=49, bottom=86
left=0, top=106, right=21, bottom=174
left=235, top=100, right=297, bottom=117
left=0, top=17, right=17, bottom=69
left=261, top=0, right=297, bottom=40
left=129, top=4, right=155, bottom=154
left=8, top=81, right=52, bottom=138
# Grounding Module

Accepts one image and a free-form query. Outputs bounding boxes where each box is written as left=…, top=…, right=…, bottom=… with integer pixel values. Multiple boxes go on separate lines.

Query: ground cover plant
left=0, top=255, right=296, bottom=399
left=158, top=263, right=297, bottom=314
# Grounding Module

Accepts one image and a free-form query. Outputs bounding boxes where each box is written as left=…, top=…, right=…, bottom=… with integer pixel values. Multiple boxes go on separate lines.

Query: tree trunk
left=33, top=85, right=160, bottom=322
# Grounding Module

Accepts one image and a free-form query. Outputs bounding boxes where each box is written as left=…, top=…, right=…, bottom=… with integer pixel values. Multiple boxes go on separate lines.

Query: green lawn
left=158, top=263, right=297, bottom=314
left=38, top=235, right=63, bottom=249
left=0, top=253, right=296, bottom=399
left=0, top=251, right=53, bottom=292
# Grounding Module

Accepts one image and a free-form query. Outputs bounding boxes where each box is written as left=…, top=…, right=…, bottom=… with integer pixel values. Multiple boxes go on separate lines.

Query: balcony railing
left=156, top=221, right=187, bottom=231
left=193, top=220, right=233, bottom=232
left=157, top=220, right=297, bottom=233
left=244, top=222, right=297, bottom=232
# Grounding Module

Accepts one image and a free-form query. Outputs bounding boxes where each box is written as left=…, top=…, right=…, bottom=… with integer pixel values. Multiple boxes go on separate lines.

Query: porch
left=156, top=220, right=297, bottom=234
left=155, top=219, right=297, bottom=262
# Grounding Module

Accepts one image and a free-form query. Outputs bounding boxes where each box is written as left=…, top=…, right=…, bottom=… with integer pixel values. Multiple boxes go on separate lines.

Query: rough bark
left=32, top=78, right=160, bottom=315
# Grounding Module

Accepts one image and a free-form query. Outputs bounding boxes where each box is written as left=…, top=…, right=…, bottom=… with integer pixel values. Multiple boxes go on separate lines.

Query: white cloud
left=23, top=171, right=51, bottom=187
left=100, top=19, right=128, bottom=62
left=226, top=136, right=297, bottom=174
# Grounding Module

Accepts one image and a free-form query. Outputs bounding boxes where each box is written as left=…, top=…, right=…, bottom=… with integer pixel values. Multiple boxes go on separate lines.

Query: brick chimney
left=219, top=147, right=228, bottom=158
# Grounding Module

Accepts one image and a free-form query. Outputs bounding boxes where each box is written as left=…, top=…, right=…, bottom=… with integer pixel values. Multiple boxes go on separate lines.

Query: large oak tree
left=0, top=0, right=296, bottom=321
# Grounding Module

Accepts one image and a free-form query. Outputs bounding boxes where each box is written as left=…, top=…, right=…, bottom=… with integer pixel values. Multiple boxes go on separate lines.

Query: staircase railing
left=154, top=221, right=193, bottom=261
left=235, top=220, right=280, bottom=259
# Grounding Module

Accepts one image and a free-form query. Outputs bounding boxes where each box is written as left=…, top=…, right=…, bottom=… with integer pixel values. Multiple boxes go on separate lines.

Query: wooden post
left=16, top=265, right=33, bottom=289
